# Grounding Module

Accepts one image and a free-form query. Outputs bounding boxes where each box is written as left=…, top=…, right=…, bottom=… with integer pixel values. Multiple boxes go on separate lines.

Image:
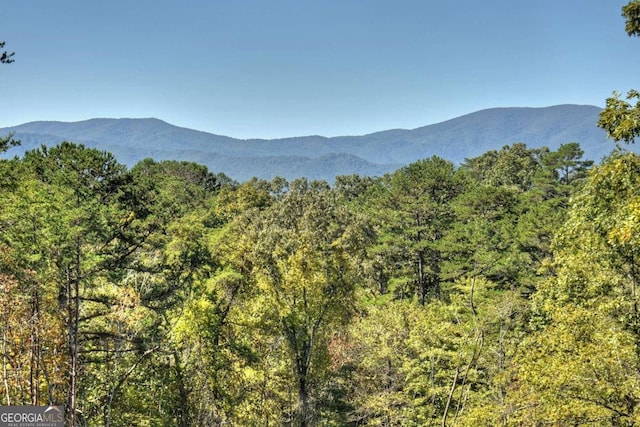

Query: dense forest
left=1, top=137, right=637, bottom=426
left=3, top=2, right=640, bottom=426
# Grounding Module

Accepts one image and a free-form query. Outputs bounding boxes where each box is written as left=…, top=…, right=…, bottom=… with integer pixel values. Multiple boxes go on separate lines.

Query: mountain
left=0, top=105, right=618, bottom=182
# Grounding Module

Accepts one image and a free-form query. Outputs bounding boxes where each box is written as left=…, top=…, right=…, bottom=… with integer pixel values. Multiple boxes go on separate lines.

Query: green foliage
left=2, top=4, right=636, bottom=424
left=443, top=184, right=520, bottom=288
left=541, top=142, right=593, bottom=185
left=599, top=90, right=640, bottom=144
left=365, top=157, right=466, bottom=304
left=0, top=133, right=19, bottom=154
left=342, top=277, right=528, bottom=426
left=333, top=174, right=378, bottom=203
left=507, top=153, right=640, bottom=425
left=462, top=143, right=547, bottom=191
left=623, top=0, right=640, bottom=36
left=0, top=138, right=615, bottom=425
left=0, top=176, right=68, bottom=407
left=0, top=41, right=14, bottom=64
left=500, top=10, right=640, bottom=425
left=598, top=2, right=640, bottom=145
left=227, top=178, right=373, bottom=425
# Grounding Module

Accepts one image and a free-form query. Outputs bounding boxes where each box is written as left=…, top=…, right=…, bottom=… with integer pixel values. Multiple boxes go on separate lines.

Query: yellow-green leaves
left=228, top=178, right=372, bottom=425
left=623, top=0, right=640, bottom=36
left=599, top=90, right=640, bottom=145
left=510, top=153, right=640, bottom=424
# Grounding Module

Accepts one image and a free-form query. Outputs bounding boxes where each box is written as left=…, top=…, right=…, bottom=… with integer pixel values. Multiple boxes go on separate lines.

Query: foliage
left=598, top=1, right=640, bottom=145
left=0, top=133, right=20, bottom=154
left=227, top=178, right=373, bottom=425
left=364, top=156, right=466, bottom=304
left=0, top=135, right=597, bottom=425
left=508, top=153, right=640, bottom=425
left=0, top=41, right=14, bottom=64
left=599, top=90, right=640, bottom=144
left=2, top=4, right=636, bottom=424
left=623, top=0, right=640, bottom=36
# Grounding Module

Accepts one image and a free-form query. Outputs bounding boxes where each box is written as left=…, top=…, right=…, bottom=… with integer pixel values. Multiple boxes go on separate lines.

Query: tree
left=342, top=278, right=528, bottom=426
left=231, top=179, right=372, bottom=426
left=0, top=134, right=19, bottom=154
left=462, top=143, right=547, bottom=191
left=333, top=174, right=377, bottom=203
left=365, top=157, right=465, bottom=304
left=442, top=184, right=520, bottom=292
left=110, top=159, right=231, bottom=426
left=623, top=0, right=640, bottom=36
left=599, top=90, right=640, bottom=144
left=0, top=175, right=68, bottom=407
left=598, top=1, right=640, bottom=144
left=541, top=142, right=593, bottom=185
left=0, top=42, right=18, bottom=154
left=508, top=5, right=640, bottom=422
left=505, top=153, right=640, bottom=425
left=0, top=147, right=237, bottom=425
left=20, top=143, right=155, bottom=426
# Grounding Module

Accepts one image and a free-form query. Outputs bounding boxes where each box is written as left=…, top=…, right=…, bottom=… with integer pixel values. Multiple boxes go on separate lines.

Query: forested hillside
left=3, top=1, right=640, bottom=426
left=0, top=104, right=609, bottom=182
left=3, top=135, right=639, bottom=426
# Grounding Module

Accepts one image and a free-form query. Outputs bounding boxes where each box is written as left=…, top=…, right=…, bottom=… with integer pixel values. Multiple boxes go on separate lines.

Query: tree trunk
left=297, top=374, right=310, bottom=427
left=285, top=318, right=313, bottom=427
left=442, top=367, right=460, bottom=427
left=67, top=236, right=81, bottom=427
left=67, top=271, right=79, bottom=427
left=173, top=352, right=191, bottom=427
left=417, top=249, right=427, bottom=305
left=29, top=287, right=41, bottom=405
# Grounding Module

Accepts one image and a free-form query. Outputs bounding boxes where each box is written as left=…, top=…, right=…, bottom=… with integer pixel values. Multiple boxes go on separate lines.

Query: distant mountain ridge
left=0, top=105, right=618, bottom=182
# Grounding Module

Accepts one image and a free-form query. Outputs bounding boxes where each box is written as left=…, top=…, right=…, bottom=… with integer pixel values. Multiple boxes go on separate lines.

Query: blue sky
left=2, top=0, right=638, bottom=139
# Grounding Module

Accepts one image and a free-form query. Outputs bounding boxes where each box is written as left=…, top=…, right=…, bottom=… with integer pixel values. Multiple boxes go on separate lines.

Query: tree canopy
left=0, top=139, right=599, bottom=425
left=598, top=1, right=640, bottom=144
left=1, top=3, right=637, bottom=425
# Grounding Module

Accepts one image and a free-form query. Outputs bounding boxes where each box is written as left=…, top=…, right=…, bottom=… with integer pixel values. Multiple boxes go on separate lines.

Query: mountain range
left=0, top=104, right=621, bottom=182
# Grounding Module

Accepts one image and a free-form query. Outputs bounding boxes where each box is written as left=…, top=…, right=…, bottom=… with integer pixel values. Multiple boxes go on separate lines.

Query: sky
left=1, top=0, right=639, bottom=139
